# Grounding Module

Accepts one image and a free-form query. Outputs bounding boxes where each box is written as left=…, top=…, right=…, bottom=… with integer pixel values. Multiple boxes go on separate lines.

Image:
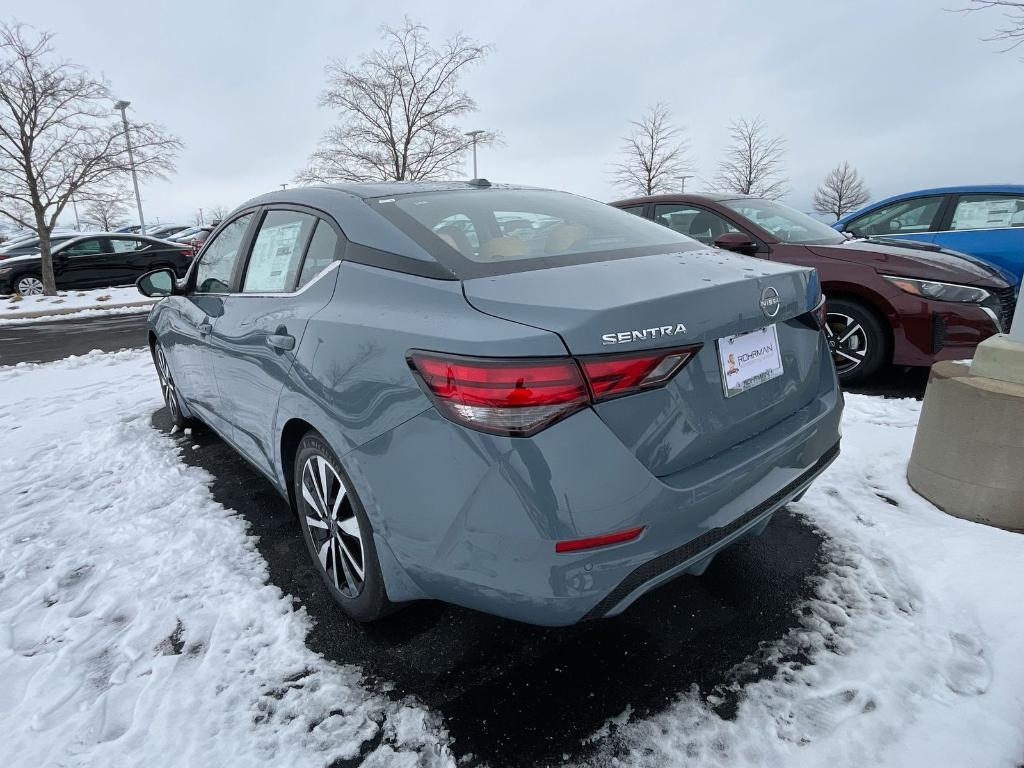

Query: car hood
left=0, top=252, right=42, bottom=265
left=806, top=240, right=1009, bottom=288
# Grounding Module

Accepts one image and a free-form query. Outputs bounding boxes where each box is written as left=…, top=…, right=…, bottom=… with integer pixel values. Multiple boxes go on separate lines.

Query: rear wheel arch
left=280, top=417, right=316, bottom=514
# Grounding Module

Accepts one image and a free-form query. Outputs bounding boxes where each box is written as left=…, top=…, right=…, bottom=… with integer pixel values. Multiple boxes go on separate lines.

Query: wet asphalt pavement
left=0, top=312, right=149, bottom=365
left=152, top=409, right=825, bottom=766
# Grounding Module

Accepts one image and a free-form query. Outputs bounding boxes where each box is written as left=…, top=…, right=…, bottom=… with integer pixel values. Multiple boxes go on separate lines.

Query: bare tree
left=81, top=186, right=131, bottom=230
left=959, top=1, right=1024, bottom=53
left=712, top=117, right=788, bottom=200
left=813, top=161, right=871, bottom=221
left=297, top=18, right=493, bottom=183
left=207, top=205, right=228, bottom=223
left=610, top=103, right=692, bottom=196
left=0, top=22, right=181, bottom=294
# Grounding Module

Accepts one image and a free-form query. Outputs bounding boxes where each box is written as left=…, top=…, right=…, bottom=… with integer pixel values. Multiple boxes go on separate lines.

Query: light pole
left=464, top=130, right=486, bottom=178
left=677, top=175, right=693, bottom=193
left=71, top=195, right=81, bottom=230
left=114, top=100, right=147, bottom=235
left=280, top=183, right=288, bottom=190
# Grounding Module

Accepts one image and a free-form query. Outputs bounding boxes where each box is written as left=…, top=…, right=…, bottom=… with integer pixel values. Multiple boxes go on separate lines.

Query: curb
left=0, top=300, right=155, bottom=322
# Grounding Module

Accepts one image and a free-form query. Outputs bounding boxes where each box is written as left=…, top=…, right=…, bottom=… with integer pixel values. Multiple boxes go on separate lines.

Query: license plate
left=717, top=324, right=784, bottom=397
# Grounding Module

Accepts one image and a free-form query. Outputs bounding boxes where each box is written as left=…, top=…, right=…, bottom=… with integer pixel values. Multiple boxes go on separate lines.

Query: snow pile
left=597, top=394, right=1024, bottom=768
left=0, top=285, right=154, bottom=324
left=0, top=351, right=453, bottom=768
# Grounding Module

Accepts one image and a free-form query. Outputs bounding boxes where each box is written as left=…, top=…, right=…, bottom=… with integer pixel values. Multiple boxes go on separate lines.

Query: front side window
left=194, top=213, right=253, bottom=294
left=846, top=197, right=943, bottom=237
left=242, top=211, right=316, bottom=293
left=374, top=189, right=699, bottom=277
left=63, top=238, right=105, bottom=257
left=110, top=239, right=145, bottom=253
left=654, top=203, right=741, bottom=245
left=721, top=199, right=846, bottom=245
left=950, top=194, right=1024, bottom=231
left=619, top=205, right=646, bottom=217
left=296, top=221, right=339, bottom=289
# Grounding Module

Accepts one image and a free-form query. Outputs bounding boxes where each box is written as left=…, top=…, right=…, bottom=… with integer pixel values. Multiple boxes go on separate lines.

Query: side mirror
left=137, top=268, right=177, bottom=298
left=713, top=232, right=759, bottom=256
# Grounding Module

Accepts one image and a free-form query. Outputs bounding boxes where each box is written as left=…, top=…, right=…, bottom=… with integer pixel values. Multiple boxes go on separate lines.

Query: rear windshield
left=371, top=189, right=700, bottom=278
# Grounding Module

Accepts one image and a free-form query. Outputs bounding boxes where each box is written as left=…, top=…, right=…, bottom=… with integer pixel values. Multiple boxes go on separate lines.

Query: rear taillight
left=812, top=295, right=828, bottom=330
left=408, top=345, right=700, bottom=437
left=579, top=346, right=699, bottom=402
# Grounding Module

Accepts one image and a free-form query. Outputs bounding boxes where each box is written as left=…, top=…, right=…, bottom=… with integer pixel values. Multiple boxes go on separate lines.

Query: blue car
left=834, top=185, right=1024, bottom=284
left=137, top=182, right=842, bottom=626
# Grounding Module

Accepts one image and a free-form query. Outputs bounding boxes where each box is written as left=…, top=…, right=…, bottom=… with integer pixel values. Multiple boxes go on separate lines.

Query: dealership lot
left=2, top=349, right=1023, bottom=768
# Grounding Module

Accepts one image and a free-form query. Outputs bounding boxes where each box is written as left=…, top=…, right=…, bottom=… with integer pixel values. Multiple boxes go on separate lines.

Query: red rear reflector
left=579, top=346, right=700, bottom=401
left=555, top=526, right=645, bottom=553
left=408, top=352, right=590, bottom=437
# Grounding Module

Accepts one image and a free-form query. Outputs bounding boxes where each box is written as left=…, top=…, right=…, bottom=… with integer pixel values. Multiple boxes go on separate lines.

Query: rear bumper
left=344, top=365, right=843, bottom=626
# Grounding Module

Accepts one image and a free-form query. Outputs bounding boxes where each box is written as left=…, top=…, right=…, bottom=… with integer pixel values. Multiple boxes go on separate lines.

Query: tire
left=15, top=273, right=44, bottom=296
left=824, top=297, right=889, bottom=385
left=151, top=341, right=190, bottom=430
left=293, top=431, right=395, bottom=622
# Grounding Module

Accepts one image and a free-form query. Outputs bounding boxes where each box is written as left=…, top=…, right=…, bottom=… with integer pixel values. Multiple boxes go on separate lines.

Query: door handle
left=198, top=321, right=213, bottom=336
left=266, top=333, right=295, bottom=351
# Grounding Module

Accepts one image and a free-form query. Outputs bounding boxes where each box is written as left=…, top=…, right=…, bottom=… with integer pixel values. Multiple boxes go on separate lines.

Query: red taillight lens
left=408, top=352, right=590, bottom=436
left=811, top=295, right=827, bottom=330
left=579, top=346, right=700, bottom=401
left=409, top=345, right=701, bottom=437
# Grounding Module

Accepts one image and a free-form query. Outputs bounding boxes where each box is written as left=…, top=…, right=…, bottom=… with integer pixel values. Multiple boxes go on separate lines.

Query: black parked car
left=0, top=232, right=85, bottom=259
left=0, top=234, right=195, bottom=296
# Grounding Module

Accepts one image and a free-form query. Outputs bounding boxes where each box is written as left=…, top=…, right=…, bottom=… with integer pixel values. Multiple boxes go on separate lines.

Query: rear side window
left=64, top=238, right=104, bottom=256
left=110, top=239, right=145, bottom=253
left=296, top=221, right=338, bottom=289
left=242, top=211, right=316, bottom=293
left=950, top=194, right=1024, bottom=231
left=194, top=213, right=253, bottom=294
left=654, top=203, right=742, bottom=245
left=847, top=197, right=943, bottom=236
left=373, top=189, right=698, bottom=278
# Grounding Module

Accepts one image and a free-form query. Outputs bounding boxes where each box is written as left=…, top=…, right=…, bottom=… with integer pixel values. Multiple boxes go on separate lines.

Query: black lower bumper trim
left=583, top=441, right=841, bottom=621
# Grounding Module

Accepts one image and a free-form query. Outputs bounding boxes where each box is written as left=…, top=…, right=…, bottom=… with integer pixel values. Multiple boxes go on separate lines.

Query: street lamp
left=464, top=130, right=486, bottom=178
left=114, top=100, right=147, bottom=235
left=677, top=175, right=693, bottom=193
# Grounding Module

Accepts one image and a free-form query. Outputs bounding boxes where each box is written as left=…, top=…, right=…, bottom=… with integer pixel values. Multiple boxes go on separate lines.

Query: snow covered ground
left=1, top=351, right=1022, bottom=767
left=0, top=286, right=154, bottom=324
left=0, top=351, right=453, bottom=768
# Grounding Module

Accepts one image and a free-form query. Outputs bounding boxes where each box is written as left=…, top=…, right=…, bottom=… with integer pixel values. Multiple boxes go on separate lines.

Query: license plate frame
left=717, top=324, right=784, bottom=398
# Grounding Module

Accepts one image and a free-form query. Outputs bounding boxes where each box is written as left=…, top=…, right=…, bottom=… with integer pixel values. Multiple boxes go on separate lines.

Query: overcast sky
left=7, top=0, right=1023, bottom=226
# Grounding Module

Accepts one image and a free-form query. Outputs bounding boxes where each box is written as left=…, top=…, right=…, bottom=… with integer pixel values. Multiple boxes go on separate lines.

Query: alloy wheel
left=300, top=455, right=365, bottom=598
left=825, top=311, right=868, bottom=375
left=16, top=276, right=44, bottom=296
left=154, top=345, right=180, bottom=421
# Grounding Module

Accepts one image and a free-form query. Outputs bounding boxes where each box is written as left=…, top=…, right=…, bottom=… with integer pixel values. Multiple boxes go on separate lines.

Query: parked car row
left=613, top=193, right=1017, bottom=384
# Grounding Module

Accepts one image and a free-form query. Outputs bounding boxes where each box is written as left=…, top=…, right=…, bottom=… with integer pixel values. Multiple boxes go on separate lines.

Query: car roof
left=229, top=181, right=552, bottom=273
left=609, top=192, right=756, bottom=207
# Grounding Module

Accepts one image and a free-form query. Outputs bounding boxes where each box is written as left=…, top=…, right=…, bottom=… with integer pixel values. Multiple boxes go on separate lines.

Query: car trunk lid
left=462, top=249, right=828, bottom=477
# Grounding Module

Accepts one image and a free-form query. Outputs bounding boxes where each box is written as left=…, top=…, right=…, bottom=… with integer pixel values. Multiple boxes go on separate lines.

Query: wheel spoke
left=839, top=324, right=863, bottom=343
left=317, top=538, right=332, bottom=571
left=301, top=478, right=326, bottom=519
left=338, top=535, right=364, bottom=580
left=834, top=348, right=865, bottom=363
left=315, top=456, right=331, bottom=516
left=330, top=540, right=342, bottom=590
left=337, top=516, right=360, bottom=538
left=305, top=514, right=329, bottom=530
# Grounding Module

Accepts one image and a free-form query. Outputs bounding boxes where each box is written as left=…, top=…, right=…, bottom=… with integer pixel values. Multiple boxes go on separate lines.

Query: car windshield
left=373, top=188, right=700, bottom=277
left=722, top=198, right=846, bottom=245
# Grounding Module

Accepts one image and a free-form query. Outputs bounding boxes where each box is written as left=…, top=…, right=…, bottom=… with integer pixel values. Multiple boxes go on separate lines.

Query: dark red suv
left=611, top=194, right=1016, bottom=383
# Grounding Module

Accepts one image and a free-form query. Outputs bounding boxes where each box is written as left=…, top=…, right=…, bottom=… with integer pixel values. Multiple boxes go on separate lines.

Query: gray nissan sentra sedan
left=138, top=181, right=842, bottom=626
